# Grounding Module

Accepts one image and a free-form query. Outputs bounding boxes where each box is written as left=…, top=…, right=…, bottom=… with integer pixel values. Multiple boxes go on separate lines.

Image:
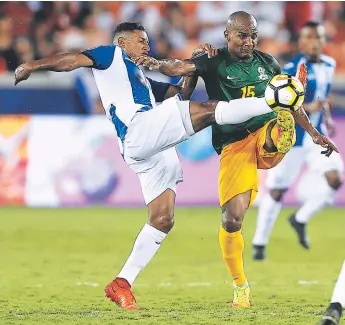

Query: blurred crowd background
left=1, top=1, right=345, bottom=73
left=1, top=1, right=345, bottom=116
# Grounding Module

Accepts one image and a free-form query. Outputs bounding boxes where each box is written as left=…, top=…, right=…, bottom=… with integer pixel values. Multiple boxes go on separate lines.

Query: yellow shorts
left=218, top=120, right=285, bottom=207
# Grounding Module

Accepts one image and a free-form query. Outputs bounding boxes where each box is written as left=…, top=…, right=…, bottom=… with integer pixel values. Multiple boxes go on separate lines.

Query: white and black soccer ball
left=264, top=74, right=305, bottom=113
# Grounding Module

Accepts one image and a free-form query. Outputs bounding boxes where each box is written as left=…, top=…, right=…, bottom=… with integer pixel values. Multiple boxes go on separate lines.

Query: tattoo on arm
left=158, top=59, right=197, bottom=77
left=292, top=107, right=318, bottom=136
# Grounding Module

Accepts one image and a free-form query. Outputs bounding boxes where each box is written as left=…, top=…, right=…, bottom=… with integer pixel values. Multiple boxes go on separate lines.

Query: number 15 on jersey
left=241, top=85, right=256, bottom=98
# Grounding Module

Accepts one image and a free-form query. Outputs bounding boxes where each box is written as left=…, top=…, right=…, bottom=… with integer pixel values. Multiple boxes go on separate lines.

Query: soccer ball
left=264, top=74, right=305, bottom=112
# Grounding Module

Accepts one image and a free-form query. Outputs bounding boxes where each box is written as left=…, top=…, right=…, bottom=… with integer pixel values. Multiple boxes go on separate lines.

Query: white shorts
left=266, top=136, right=344, bottom=190
left=123, top=96, right=193, bottom=205
left=123, top=96, right=194, bottom=160
left=126, top=147, right=183, bottom=205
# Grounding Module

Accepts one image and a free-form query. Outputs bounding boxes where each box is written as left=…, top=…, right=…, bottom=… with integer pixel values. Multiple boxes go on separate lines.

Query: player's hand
left=311, top=133, right=339, bottom=157
left=14, top=63, right=33, bottom=85
left=134, top=55, right=159, bottom=70
left=296, top=62, right=307, bottom=89
left=192, top=43, right=217, bottom=58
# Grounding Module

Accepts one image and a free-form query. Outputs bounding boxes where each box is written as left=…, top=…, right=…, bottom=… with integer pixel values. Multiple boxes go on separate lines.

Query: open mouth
left=242, top=47, right=252, bottom=53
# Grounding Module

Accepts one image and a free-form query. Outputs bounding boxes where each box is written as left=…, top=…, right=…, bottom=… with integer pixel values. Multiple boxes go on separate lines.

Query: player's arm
left=158, top=59, right=198, bottom=77
left=14, top=53, right=93, bottom=85
left=15, top=45, right=115, bottom=85
left=135, top=57, right=197, bottom=77
left=146, top=44, right=216, bottom=99
left=135, top=44, right=216, bottom=77
left=160, top=44, right=216, bottom=97
left=292, top=106, right=338, bottom=156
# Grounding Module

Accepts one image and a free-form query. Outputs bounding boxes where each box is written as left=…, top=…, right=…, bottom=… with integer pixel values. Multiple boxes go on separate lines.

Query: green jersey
left=191, top=48, right=281, bottom=154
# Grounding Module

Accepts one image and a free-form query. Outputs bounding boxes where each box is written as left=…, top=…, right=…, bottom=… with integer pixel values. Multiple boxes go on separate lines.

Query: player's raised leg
left=318, top=260, right=345, bottom=325
left=259, top=108, right=296, bottom=155
left=189, top=97, right=274, bottom=133
left=123, top=96, right=277, bottom=161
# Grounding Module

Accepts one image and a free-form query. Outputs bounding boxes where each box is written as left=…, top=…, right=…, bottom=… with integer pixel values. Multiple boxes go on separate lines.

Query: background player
left=14, top=21, right=318, bottom=310
left=252, top=21, right=344, bottom=260
left=318, top=260, right=345, bottom=325
left=134, top=12, right=336, bottom=308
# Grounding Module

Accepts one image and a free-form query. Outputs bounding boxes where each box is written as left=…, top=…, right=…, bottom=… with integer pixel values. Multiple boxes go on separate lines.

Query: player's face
left=299, top=26, right=326, bottom=59
left=225, top=19, right=258, bottom=59
left=125, top=31, right=150, bottom=59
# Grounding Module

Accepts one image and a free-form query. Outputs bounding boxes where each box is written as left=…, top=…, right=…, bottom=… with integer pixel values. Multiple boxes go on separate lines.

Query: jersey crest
left=258, top=67, right=269, bottom=81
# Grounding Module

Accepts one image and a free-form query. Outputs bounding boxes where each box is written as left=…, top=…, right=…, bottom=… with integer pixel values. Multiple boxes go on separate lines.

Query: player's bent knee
left=189, top=101, right=218, bottom=132
left=325, top=171, right=343, bottom=190
left=221, top=209, right=244, bottom=232
left=221, top=198, right=248, bottom=232
left=222, top=218, right=242, bottom=233
left=148, top=209, right=175, bottom=233
left=269, top=189, right=286, bottom=202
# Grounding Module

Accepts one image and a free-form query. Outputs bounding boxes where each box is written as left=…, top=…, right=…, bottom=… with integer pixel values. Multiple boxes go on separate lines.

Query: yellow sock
left=219, top=226, right=247, bottom=285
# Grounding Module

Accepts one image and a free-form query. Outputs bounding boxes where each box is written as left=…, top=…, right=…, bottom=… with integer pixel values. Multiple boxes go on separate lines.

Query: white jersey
left=282, top=53, right=336, bottom=146
left=82, top=45, right=170, bottom=151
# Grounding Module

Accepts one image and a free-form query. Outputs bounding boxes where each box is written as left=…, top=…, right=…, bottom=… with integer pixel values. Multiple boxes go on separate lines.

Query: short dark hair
left=114, top=22, right=145, bottom=36
left=302, top=21, right=321, bottom=29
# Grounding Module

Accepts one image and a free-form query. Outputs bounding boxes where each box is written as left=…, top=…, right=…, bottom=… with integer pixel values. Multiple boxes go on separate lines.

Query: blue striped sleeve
left=82, top=45, right=116, bottom=70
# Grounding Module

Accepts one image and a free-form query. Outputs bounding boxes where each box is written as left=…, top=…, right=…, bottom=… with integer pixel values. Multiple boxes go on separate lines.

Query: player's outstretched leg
left=105, top=189, right=176, bottom=310
left=123, top=96, right=274, bottom=161
left=189, top=97, right=273, bottom=133
left=219, top=191, right=252, bottom=308
left=318, top=260, right=345, bottom=325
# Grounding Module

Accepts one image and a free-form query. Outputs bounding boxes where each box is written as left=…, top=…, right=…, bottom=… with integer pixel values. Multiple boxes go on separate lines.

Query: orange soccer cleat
left=105, top=278, right=139, bottom=310
left=296, top=62, right=308, bottom=89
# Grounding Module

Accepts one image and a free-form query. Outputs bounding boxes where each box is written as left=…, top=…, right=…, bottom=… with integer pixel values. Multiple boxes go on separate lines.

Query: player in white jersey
left=14, top=22, right=336, bottom=310
left=252, top=22, right=344, bottom=260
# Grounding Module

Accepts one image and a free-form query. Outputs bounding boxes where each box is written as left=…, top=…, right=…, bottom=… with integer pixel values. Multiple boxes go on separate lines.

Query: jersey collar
left=225, top=48, right=254, bottom=65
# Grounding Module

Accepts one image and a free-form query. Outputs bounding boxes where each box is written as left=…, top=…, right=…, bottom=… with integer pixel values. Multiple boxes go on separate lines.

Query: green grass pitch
left=0, top=207, right=344, bottom=325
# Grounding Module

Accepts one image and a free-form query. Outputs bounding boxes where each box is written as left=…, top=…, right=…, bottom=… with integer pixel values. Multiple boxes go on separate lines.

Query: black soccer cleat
left=288, top=214, right=310, bottom=249
left=253, top=245, right=266, bottom=261
left=318, top=303, right=342, bottom=325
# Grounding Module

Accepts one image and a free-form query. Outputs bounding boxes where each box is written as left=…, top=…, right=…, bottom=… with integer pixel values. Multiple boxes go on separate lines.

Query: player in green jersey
left=135, top=11, right=336, bottom=307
